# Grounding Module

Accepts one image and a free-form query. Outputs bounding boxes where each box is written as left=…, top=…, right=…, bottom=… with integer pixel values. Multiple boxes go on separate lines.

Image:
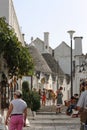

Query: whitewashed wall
left=0, top=0, right=24, bottom=46
left=54, top=42, right=72, bottom=75
left=31, top=38, right=45, bottom=54
left=61, top=77, right=71, bottom=103
left=31, top=33, right=53, bottom=55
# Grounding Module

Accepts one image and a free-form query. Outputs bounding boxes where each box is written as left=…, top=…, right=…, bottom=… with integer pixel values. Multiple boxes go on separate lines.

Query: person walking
left=77, top=80, right=87, bottom=130
left=5, top=90, right=27, bottom=130
left=42, top=91, right=46, bottom=106
left=56, top=87, right=63, bottom=113
left=52, top=91, right=56, bottom=106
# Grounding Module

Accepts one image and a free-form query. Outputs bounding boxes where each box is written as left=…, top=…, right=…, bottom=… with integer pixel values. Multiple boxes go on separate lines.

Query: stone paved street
left=23, top=105, right=81, bottom=130
left=1, top=105, right=80, bottom=130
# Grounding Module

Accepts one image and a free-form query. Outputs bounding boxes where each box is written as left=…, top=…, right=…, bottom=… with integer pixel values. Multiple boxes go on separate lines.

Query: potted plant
left=22, top=81, right=40, bottom=117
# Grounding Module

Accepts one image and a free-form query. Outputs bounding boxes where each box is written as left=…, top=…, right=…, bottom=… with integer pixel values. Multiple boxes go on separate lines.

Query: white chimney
left=22, top=33, right=25, bottom=41
left=44, top=32, right=49, bottom=53
left=74, top=37, right=83, bottom=56
left=30, top=37, right=35, bottom=46
left=31, top=37, right=33, bottom=42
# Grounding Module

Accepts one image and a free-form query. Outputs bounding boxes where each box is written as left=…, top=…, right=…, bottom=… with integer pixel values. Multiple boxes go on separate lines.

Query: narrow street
left=24, top=105, right=80, bottom=130
left=0, top=105, right=80, bottom=130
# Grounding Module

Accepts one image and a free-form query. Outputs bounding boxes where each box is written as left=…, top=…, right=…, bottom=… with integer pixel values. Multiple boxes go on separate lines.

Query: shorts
left=9, top=115, right=24, bottom=130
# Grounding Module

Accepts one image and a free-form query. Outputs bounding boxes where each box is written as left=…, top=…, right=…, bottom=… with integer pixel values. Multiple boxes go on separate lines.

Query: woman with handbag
left=56, top=87, right=63, bottom=114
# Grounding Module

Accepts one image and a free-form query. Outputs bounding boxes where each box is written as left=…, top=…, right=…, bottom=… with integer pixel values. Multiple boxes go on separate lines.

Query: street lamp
left=67, top=30, right=75, bottom=96
left=57, top=61, right=59, bottom=90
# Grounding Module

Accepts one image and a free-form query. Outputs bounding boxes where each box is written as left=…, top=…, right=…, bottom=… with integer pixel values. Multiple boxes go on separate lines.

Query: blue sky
left=13, top=0, right=87, bottom=54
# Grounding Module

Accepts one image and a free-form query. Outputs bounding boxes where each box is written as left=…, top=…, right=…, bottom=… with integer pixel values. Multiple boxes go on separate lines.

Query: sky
left=13, top=0, right=87, bottom=54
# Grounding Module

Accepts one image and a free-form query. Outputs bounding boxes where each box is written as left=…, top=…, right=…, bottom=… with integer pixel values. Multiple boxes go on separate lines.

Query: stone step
left=29, top=119, right=80, bottom=124
left=29, top=114, right=80, bottom=127
left=30, top=123, right=80, bottom=127
left=29, top=117, right=79, bottom=120
left=23, top=126, right=80, bottom=130
left=37, top=105, right=67, bottom=112
left=30, top=113, right=78, bottom=119
left=36, top=112, right=56, bottom=115
left=26, top=106, right=80, bottom=130
left=29, top=112, right=80, bottom=121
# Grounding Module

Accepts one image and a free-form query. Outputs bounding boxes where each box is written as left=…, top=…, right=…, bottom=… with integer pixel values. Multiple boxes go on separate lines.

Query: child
left=42, top=92, right=46, bottom=106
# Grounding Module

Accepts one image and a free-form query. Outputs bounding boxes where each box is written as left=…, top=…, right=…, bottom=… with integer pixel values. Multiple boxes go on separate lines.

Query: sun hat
left=14, top=90, right=22, bottom=96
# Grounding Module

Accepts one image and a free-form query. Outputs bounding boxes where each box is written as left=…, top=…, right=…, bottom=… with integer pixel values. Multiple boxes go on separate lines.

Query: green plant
left=22, top=81, right=30, bottom=107
left=22, top=81, right=40, bottom=111
left=0, top=17, right=34, bottom=78
left=30, top=91, right=40, bottom=111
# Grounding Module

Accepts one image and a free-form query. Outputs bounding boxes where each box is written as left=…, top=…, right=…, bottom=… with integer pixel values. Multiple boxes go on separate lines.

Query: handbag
left=80, top=108, right=87, bottom=123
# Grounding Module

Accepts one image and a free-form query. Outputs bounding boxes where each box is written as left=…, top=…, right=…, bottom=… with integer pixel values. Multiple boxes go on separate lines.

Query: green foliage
left=18, top=46, right=34, bottom=75
left=30, top=91, right=41, bottom=111
left=0, top=17, right=34, bottom=76
left=22, top=81, right=40, bottom=111
left=0, top=17, right=18, bottom=54
left=22, top=81, right=30, bottom=107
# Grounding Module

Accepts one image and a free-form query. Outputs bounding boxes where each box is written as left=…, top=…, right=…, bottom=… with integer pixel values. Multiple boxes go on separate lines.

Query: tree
left=0, top=17, right=34, bottom=77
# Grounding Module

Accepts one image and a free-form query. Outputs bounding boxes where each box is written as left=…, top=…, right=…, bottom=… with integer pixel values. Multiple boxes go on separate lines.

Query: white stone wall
left=44, top=32, right=49, bottom=53
left=74, top=37, right=83, bottom=56
left=0, top=0, right=25, bottom=46
left=0, top=0, right=9, bottom=22
left=32, top=38, right=45, bottom=54
left=31, top=33, right=53, bottom=55
left=9, top=0, right=25, bottom=46
left=74, top=55, right=87, bottom=95
left=49, top=47, right=53, bottom=55
left=74, top=71, right=87, bottom=95
left=54, top=42, right=72, bottom=74
left=62, top=78, right=71, bottom=103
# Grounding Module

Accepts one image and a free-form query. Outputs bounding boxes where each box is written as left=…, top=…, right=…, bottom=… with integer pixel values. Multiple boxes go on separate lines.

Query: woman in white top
left=5, top=90, right=27, bottom=130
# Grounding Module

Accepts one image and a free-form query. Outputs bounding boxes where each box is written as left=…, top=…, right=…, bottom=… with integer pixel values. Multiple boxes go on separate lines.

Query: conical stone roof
left=28, top=45, right=52, bottom=74
left=42, top=53, right=65, bottom=82
left=42, top=53, right=64, bottom=75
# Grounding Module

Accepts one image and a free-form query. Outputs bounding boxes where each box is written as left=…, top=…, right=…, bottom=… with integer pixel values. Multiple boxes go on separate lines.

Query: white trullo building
left=0, top=0, right=25, bottom=46
left=30, top=32, right=86, bottom=96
